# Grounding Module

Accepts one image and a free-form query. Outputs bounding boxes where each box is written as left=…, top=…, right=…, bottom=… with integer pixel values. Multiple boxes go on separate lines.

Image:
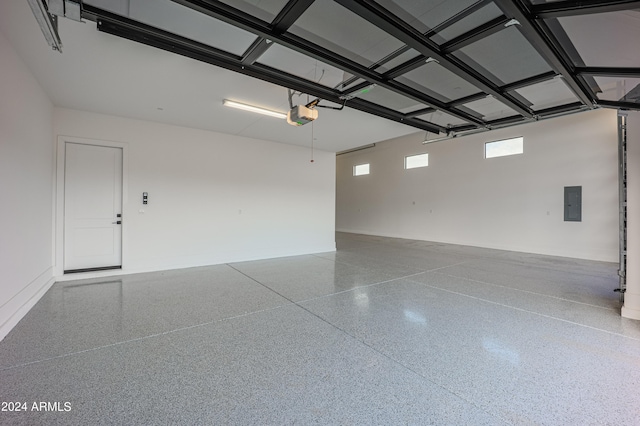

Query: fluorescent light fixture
left=222, top=100, right=287, bottom=119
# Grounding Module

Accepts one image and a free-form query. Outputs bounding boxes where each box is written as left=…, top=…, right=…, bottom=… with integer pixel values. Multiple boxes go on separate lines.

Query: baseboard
left=621, top=294, right=640, bottom=320
left=55, top=243, right=338, bottom=282
left=0, top=267, right=55, bottom=342
left=335, top=228, right=617, bottom=263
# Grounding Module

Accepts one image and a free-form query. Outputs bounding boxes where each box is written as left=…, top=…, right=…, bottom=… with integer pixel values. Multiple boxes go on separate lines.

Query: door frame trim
left=55, top=136, right=129, bottom=277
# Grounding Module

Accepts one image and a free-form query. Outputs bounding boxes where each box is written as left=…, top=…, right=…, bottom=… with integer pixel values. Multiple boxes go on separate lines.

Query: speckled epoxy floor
left=1, top=233, right=639, bottom=425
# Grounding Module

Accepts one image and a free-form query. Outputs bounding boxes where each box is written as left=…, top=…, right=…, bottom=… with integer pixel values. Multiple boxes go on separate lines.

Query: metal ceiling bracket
left=441, top=16, right=511, bottom=53
left=49, top=0, right=82, bottom=22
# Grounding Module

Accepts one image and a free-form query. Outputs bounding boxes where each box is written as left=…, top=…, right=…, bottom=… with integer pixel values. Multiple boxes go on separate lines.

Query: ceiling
left=2, top=0, right=640, bottom=152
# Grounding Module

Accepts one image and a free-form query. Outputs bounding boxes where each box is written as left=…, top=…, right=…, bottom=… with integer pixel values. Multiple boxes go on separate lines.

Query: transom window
left=353, top=163, right=370, bottom=176
left=485, top=137, right=523, bottom=159
left=405, top=153, right=429, bottom=169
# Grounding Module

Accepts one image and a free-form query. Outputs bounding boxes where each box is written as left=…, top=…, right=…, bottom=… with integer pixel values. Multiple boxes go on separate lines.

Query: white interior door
left=64, top=143, right=123, bottom=272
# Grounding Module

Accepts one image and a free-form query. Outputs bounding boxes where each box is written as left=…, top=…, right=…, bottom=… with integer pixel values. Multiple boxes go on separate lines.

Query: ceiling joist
left=77, top=0, right=640, bottom=135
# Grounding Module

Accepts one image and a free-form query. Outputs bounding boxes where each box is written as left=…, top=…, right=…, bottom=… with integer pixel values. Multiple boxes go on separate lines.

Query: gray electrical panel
left=564, top=186, right=582, bottom=222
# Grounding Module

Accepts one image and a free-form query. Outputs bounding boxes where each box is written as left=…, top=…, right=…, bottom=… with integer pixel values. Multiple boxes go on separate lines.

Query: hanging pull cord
left=310, top=120, right=315, bottom=163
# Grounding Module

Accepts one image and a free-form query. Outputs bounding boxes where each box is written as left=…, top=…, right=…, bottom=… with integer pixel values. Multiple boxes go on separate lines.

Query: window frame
left=404, top=152, right=429, bottom=170
left=353, top=163, right=370, bottom=176
left=484, top=136, right=524, bottom=159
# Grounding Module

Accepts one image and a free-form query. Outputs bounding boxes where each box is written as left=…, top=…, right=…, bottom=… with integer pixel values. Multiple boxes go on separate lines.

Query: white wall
left=0, top=32, right=55, bottom=340
left=337, top=108, right=619, bottom=262
left=54, top=108, right=335, bottom=274
left=622, top=111, right=640, bottom=319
